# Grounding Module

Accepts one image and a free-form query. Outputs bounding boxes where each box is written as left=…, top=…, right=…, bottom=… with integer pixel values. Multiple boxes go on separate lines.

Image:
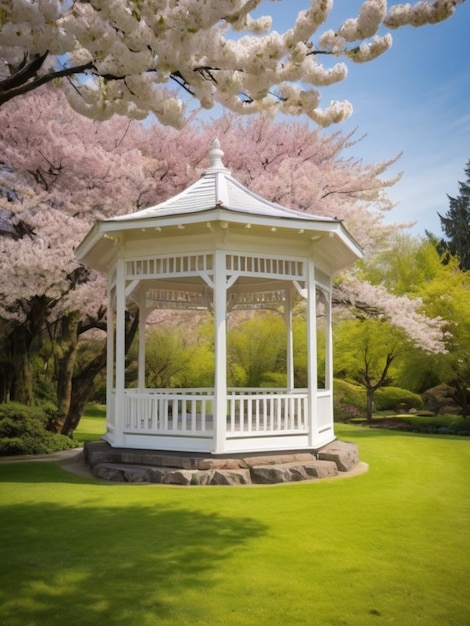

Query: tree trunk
left=366, top=387, right=374, bottom=423
left=61, top=345, right=107, bottom=437
left=10, top=326, right=33, bottom=404
left=449, top=379, right=470, bottom=418
left=55, top=312, right=80, bottom=419
left=0, top=334, right=13, bottom=403
left=61, top=306, right=139, bottom=436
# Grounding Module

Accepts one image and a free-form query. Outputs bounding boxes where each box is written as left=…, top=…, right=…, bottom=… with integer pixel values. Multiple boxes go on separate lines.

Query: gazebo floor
left=82, top=440, right=363, bottom=485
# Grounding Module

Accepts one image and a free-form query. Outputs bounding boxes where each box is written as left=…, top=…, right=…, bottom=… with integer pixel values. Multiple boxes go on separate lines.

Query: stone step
left=249, top=460, right=338, bottom=484
left=92, top=462, right=252, bottom=485
left=92, top=458, right=341, bottom=485
left=85, top=440, right=360, bottom=485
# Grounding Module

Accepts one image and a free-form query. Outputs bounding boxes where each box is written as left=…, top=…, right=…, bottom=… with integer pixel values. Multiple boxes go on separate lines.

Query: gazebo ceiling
left=76, top=139, right=363, bottom=274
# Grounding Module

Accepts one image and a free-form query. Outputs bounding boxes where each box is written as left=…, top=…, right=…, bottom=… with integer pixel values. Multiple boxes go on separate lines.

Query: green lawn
left=0, top=424, right=469, bottom=626
left=74, top=404, right=107, bottom=443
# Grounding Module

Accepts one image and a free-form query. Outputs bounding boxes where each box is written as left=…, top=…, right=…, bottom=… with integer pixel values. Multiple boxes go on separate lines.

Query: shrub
left=0, top=402, right=49, bottom=424
left=375, top=411, right=470, bottom=436
left=0, top=437, right=26, bottom=455
left=0, top=417, right=25, bottom=438
left=333, top=379, right=366, bottom=421
left=260, top=372, right=287, bottom=387
left=0, top=403, right=79, bottom=456
left=422, top=384, right=462, bottom=415
left=374, top=387, right=424, bottom=412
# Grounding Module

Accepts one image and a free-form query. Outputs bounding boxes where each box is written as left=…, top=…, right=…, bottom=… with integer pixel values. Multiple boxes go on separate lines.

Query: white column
left=285, top=287, right=294, bottom=391
left=106, top=281, right=115, bottom=444
left=138, top=287, right=147, bottom=391
left=306, top=258, right=318, bottom=447
left=325, top=284, right=335, bottom=436
left=114, top=258, right=127, bottom=447
left=325, top=285, right=333, bottom=392
left=213, top=249, right=227, bottom=453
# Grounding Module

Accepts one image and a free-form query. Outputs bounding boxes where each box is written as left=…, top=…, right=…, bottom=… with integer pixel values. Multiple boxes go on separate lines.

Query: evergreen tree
left=438, top=160, right=470, bottom=271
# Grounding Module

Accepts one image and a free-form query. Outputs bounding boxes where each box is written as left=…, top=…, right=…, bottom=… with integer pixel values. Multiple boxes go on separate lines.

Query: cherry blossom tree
left=0, top=0, right=464, bottom=128
left=0, top=88, right=446, bottom=432
left=205, top=114, right=403, bottom=253
left=0, top=190, right=90, bottom=405
left=0, top=90, right=153, bottom=416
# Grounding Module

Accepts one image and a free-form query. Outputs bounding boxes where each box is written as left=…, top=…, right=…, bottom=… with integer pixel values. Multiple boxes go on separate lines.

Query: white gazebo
left=76, top=140, right=362, bottom=455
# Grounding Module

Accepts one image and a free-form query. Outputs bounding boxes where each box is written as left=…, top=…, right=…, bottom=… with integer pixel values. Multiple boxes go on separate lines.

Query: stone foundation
left=84, top=440, right=362, bottom=485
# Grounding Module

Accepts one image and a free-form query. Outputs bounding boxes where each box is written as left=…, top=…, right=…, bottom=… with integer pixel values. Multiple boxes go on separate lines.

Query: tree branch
left=0, top=58, right=94, bottom=106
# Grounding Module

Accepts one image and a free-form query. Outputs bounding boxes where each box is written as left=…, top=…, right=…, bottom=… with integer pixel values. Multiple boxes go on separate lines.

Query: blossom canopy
left=0, top=0, right=464, bottom=127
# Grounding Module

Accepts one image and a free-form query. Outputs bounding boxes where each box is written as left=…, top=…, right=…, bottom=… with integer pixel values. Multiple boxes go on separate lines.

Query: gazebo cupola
left=76, top=140, right=362, bottom=455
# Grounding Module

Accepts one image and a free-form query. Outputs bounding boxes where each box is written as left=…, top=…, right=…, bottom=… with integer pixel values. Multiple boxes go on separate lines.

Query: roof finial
left=206, top=138, right=229, bottom=173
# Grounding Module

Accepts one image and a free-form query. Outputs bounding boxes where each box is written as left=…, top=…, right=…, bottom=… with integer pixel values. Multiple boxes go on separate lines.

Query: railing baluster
left=191, top=399, right=196, bottom=431
left=181, top=399, right=186, bottom=431
left=227, top=394, right=233, bottom=433
left=163, top=399, right=168, bottom=430
left=239, top=396, right=244, bottom=432
left=201, top=399, right=206, bottom=431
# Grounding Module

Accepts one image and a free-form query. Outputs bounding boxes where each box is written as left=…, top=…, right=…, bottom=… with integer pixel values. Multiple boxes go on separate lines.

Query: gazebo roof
left=109, top=139, right=337, bottom=225
left=76, top=140, right=363, bottom=274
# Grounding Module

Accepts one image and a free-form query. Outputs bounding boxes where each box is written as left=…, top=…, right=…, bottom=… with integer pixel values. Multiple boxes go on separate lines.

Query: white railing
left=227, top=389, right=308, bottom=436
left=124, top=389, right=214, bottom=435
left=121, top=388, right=309, bottom=438
left=317, top=391, right=333, bottom=431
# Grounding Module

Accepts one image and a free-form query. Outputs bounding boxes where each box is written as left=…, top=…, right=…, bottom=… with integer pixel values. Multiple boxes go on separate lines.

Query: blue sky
left=249, top=1, right=470, bottom=237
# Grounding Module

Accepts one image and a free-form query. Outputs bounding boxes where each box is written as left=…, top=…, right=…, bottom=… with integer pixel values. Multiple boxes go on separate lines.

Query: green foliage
left=179, top=339, right=214, bottom=388
left=259, top=372, right=287, bottom=387
left=144, top=327, right=188, bottom=387
left=389, top=414, right=470, bottom=435
left=227, top=312, right=286, bottom=387
left=0, top=402, right=48, bottom=422
left=361, top=235, right=470, bottom=403
left=123, top=319, right=215, bottom=390
left=361, top=235, right=443, bottom=296
left=393, top=349, right=444, bottom=393
left=334, top=317, right=405, bottom=383
left=0, top=403, right=79, bottom=456
left=374, top=386, right=424, bottom=412
left=422, top=383, right=465, bottom=416
left=292, top=315, right=308, bottom=387
left=333, top=378, right=366, bottom=421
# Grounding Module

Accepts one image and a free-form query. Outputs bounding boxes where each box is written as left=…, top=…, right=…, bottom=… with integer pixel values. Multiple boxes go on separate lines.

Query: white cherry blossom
left=0, top=0, right=463, bottom=127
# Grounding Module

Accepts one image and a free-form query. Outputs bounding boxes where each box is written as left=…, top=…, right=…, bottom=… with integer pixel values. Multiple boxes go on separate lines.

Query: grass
left=74, top=403, right=107, bottom=443
left=0, top=424, right=469, bottom=625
